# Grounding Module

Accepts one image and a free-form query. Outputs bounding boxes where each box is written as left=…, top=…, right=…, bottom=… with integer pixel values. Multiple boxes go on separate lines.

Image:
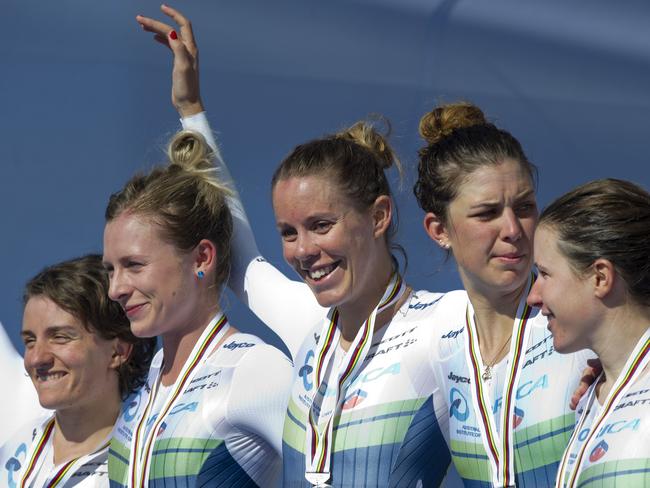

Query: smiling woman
left=0, top=255, right=155, bottom=488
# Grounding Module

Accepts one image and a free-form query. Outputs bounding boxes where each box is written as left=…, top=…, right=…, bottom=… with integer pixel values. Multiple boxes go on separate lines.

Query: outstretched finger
left=136, top=14, right=174, bottom=37
left=160, top=4, right=197, bottom=54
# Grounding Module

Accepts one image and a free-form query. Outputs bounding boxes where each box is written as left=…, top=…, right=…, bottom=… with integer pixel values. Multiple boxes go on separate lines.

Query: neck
left=53, top=390, right=121, bottom=465
left=337, top=254, right=395, bottom=350
left=466, top=279, right=528, bottom=354
left=592, top=305, right=650, bottom=400
left=160, top=300, right=228, bottom=386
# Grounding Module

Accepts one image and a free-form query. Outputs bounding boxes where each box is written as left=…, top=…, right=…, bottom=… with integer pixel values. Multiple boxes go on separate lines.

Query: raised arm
left=136, top=6, right=326, bottom=357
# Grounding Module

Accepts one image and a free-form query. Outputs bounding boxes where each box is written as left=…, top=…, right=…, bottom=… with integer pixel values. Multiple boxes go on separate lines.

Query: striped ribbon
left=128, top=313, right=230, bottom=488
left=304, top=273, right=408, bottom=487
left=19, top=416, right=111, bottom=488
left=556, top=328, right=650, bottom=488
left=463, top=273, right=535, bottom=487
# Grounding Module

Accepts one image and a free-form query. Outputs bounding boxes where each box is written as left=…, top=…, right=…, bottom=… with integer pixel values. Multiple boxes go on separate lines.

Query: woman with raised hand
left=0, top=254, right=156, bottom=487
left=136, top=5, right=457, bottom=487
left=414, top=103, right=595, bottom=487
left=102, top=128, right=293, bottom=486
left=527, top=179, right=650, bottom=488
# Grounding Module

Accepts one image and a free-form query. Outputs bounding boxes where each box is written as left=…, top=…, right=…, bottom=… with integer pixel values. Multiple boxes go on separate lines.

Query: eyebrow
left=21, top=325, right=78, bottom=337
left=469, top=190, right=536, bottom=209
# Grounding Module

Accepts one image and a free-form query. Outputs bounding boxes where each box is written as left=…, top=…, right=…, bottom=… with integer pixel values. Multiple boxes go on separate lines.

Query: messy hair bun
left=419, top=102, right=488, bottom=145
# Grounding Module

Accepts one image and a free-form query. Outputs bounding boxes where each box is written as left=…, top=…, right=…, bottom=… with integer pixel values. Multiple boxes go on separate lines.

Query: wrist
left=177, top=100, right=205, bottom=118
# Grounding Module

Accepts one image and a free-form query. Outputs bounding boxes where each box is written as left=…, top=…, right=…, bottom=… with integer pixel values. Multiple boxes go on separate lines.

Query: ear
left=109, top=339, right=133, bottom=370
left=592, top=258, right=616, bottom=299
left=423, top=212, right=450, bottom=250
left=371, top=195, right=392, bottom=238
left=194, top=238, right=218, bottom=277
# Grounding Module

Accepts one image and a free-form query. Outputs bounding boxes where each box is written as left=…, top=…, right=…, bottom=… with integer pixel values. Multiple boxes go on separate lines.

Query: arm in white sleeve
left=180, top=113, right=326, bottom=358
left=225, top=344, right=294, bottom=455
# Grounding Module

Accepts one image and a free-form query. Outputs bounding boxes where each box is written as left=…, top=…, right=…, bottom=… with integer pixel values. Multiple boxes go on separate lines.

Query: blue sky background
left=2, top=0, right=650, bottom=353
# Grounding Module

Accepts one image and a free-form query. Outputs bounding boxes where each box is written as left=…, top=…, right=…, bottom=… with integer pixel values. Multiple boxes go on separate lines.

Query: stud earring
left=197, top=270, right=205, bottom=279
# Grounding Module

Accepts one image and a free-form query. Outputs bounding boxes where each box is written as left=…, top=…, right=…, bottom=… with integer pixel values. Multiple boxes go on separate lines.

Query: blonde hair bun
left=337, top=118, right=401, bottom=175
left=419, top=102, right=487, bottom=145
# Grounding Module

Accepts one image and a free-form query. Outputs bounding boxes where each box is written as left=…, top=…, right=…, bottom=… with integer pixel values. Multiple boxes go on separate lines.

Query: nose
left=501, top=207, right=523, bottom=242
left=108, top=268, right=130, bottom=303
left=24, top=339, right=54, bottom=372
left=290, top=231, right=320, bottom=266
left=526, top=277, right=543, bottom=308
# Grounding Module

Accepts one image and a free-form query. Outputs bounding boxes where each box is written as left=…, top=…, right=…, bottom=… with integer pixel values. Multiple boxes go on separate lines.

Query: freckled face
left=527, top=225, right=599, bottom=353
left=22, top=296, right=120, bottom=412
left=272, top=175, right=386, bottom=310
left=103, top=212, right=198, bottom=339
left=443, top=159, right=538, bottom=297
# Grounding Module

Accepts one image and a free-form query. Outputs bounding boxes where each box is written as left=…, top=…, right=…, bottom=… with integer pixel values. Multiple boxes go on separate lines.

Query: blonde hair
left=105, top=131, right=233, bottom=289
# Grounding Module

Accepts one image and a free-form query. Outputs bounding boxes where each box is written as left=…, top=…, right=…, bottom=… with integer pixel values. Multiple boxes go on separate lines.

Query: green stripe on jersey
left=578, top=459, right=650, bottom=487
left=284, top=397, right=427, bottom=453
left=149, top=437, right=223, bottom=479
left=451, top=413, right=574, bottom=482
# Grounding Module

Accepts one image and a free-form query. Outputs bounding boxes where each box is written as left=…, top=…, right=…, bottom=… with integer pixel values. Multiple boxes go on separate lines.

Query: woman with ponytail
left=103, top=129, right=293, bottom=487
left=135, top=5, right=458, bottom=487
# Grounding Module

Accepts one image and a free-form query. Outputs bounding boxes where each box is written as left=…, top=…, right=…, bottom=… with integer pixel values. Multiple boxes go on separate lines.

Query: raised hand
left=136, top=4, right=203, bottom=117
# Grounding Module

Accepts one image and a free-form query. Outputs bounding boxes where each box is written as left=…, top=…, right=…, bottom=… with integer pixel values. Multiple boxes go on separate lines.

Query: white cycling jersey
left=557, top=330, right=650, bottom=488
left=430, top=285, right=594, bottom=487
left=108, top=314, right=293, bottom=488
left=182, top=113, right=460, bottom=487
left=0, top=413, right=109, bottom=488
left=0, top=321, right=44, bottom=447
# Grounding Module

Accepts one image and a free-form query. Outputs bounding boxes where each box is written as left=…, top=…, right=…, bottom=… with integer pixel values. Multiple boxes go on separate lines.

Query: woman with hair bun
left=414, top=102, right=594, bottom=486
left=528, top=178, right=650, bottom=488
left=103, top=128, right=293, bottom=487
left=136, top=5, right=457, bottom=487
left=0, top=254, right=156, bottom=487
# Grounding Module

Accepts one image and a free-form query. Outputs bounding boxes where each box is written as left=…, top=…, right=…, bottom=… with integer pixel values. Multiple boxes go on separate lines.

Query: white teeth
left=37, top=372, right=66, bottom=382
left=309, top=264, right=336, bottom=280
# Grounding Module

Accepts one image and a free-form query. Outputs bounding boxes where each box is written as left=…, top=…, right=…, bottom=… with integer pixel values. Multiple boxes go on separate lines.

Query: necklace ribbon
left=127, top=313, right=230, bottom=488
left=556, top=327, right=650, bottom=488
left=19, top=416, right=111, bottom=488
left=463, top=273, right=535, bottom=487
left=304, top=273, right=407, bottom=487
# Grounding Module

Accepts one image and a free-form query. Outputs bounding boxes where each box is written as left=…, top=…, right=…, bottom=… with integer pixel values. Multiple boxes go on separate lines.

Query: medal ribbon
left=128, top=313, right=230, bottom=488
left=20, top=416, right=111, bottom=488
left=304, top=273, right=407, bottom=487
left=556, top=328, right=650, bottom=488
left=464, top=273, right=535, bottom=487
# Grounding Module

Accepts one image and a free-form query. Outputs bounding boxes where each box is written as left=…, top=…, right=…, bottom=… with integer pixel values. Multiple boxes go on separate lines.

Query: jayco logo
left=442, top=328, right=463, bottom=340
left=448, top=372, right=470, bottom=384
left=223, top=341, right=255, bottom=350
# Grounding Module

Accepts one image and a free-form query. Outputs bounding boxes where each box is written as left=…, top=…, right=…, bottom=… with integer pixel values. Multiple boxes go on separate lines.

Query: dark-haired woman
left=527, top=179, right=650, bottom=488
left=0, top=255, right=156, bottom=487
left=136, top=6, right=458, bottom=487
left=414, top=103, right=594, bottom=486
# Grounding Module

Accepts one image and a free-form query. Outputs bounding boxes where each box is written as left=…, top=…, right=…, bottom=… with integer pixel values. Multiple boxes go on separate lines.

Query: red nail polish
left=169, top=30, right=178, bottom=40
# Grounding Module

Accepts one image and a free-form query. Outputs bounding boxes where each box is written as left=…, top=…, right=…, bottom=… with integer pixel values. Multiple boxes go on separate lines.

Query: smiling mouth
left=306, top=262, right=340, bottom=281
left=35, top=371, right=67, bottom=382
left=125, top=303, right=146, bottom=317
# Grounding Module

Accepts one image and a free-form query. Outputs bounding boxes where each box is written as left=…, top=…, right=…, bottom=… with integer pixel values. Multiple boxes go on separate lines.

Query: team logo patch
left=343, top=389, right=368, bottom=410
left=449, top=387, right=470, bottom=422
left=589, top=440, right=609, bottom=462
left=157, top=421, right=167, bottom=438
left=513, top=406, right=525, bottom=428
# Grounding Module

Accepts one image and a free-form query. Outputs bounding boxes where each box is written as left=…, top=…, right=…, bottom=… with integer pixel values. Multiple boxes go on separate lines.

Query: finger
left=136, top=15, right=174, bottom=37
left=160, top=4, right=197, bottom=54
left=166, top=29, right=193, bottom=68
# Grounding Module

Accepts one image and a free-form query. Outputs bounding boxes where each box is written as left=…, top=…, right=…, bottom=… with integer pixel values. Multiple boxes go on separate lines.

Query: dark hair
left=539, top=178, right=650, bottom=307
left=272, top=119, right=404, bottom=259
left=105, top=131, right=233, bottom=290
left=23, top=254, right=156, bottom=399
left=413, top=101, right=537, bottom=223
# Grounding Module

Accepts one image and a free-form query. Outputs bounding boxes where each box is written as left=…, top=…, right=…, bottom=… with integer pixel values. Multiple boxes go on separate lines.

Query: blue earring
left=197, top=270, right=205, bottom=279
